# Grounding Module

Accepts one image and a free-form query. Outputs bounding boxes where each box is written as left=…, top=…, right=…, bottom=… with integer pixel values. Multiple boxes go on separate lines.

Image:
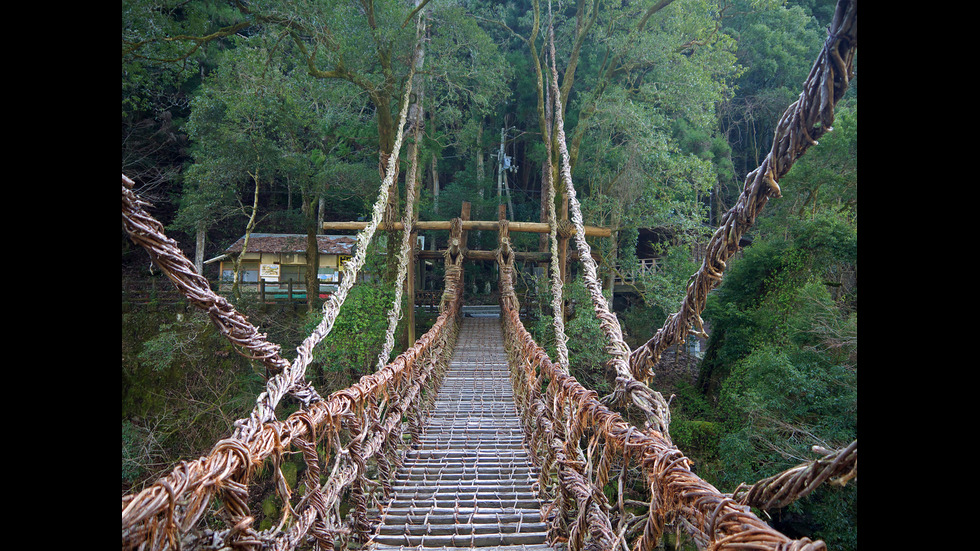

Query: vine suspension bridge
left=121, top=2, right=857, bottom=550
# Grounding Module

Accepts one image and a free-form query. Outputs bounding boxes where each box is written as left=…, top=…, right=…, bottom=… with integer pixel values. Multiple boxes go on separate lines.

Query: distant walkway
left=369, top=316, right=555, bottom=550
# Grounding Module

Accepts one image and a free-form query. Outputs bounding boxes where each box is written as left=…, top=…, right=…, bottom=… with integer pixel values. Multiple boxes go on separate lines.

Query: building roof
left=223, top=234, right=355, bottom=255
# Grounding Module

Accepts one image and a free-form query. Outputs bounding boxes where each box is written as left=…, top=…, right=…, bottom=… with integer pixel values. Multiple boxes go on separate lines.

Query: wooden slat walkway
left=369, top=315, right=556, bottom=551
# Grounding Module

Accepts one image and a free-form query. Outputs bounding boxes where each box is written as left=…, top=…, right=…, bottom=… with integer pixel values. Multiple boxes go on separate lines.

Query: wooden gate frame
left=322, top=202, right=612, bottom=342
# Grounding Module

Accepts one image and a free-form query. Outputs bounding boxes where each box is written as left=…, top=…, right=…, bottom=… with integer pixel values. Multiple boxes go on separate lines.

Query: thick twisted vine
left=123, top=254, right=463, bottom=550
left=122, top=175, right=295, bottom=381
left=545, top=20, right=672, bottom=439
left=376, top=15, right=426, bottom=371
left=542, top=35, right=570, bottom=370
left=629, top=0, right=857, bottom=381
left=731, top=440, right=857, bottom=511
left=498, top=272, right=826, bottom=550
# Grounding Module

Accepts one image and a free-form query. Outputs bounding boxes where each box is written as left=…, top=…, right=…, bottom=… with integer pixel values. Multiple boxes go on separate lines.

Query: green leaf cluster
left=305, top=278, right=399, bottom=385
left=694, top=213, right=857, bottom=546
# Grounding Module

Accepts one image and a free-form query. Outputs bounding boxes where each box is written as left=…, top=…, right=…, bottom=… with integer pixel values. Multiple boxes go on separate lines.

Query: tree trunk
left=194, top=220, right=206, bottom=276
left=303, top=195, right=320, bottom=314
left=318, top=195, right=326, bottom=234
left=476, top=121, right=485, bottom=183
left=232, top=169, right=262, bottom=302
left=431, top=155, right=440, bottom=215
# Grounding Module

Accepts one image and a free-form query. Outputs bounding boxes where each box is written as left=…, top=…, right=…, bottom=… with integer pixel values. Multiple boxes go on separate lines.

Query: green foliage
left=122, top=307, right=267, bottom=490
left=640, top=244, right=703, bottom=313
left=528, top=277, right=611, bottom=392
left=121, top=419, right=147, bottom=485
left=564, top=278, right=612, bottom=393
left=714, top=337, right=856, bottom=542
left=136, top=324, right=179, bottom=372
left=718, top=0, right=826, bottom=186
left=696, top=217, right=857, bottom=546
left=306, top=279, right=398, bottom=384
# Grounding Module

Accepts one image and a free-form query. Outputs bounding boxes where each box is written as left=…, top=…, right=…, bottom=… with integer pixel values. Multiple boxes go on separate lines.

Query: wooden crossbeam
left=416, top=249, right=598, bottom=263
left=322, top=219, right=611, bottom=237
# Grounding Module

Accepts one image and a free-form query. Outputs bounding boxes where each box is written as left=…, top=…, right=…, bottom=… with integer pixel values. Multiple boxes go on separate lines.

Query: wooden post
left=459, top=202, right=471, bottom=297
left=459, top=202, right=471, bottom=250
left=558, top=193, right=570, bottom=322
left=497, top=204, right=507, bottom=286
left=407, top=229, right=417, bottom=345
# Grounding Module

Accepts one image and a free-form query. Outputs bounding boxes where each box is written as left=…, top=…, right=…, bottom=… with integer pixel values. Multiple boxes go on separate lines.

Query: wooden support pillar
left=497, top=204, right=507, bottom=281
left=407, top=229, right=416, bottom=345
left=459, top=201, right=471, bottom=252
left=558, top=193, right=570, bottom=322
left=459, top=202, right=471, bottom=298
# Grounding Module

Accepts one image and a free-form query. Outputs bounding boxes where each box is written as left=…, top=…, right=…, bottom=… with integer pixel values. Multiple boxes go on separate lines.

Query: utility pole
left=496, top=127, right=515, bottom=220
left=497, top=127, right=505, bottom=205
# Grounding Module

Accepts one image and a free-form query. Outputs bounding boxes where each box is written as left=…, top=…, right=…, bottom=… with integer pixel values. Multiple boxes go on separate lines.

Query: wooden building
left=217, top=233, right=355, bottom=298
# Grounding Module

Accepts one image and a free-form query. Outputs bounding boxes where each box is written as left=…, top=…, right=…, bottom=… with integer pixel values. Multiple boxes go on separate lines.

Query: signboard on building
left=338, top=255, right=352, bottom=271
left=260, top=263, right=280, bottom=281
left=319, top=268, right=339, bottom=283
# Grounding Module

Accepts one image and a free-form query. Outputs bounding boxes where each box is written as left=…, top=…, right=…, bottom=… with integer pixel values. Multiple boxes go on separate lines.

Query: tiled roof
left=224, top=234, right=355, bottom=255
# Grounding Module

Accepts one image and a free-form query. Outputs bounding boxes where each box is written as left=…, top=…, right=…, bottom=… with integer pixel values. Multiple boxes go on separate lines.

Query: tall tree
left=715, top=0, right=825, bottom=214
left=478, top=0, right=740, bottom=310
left=126, top=0, right=423, bottom=278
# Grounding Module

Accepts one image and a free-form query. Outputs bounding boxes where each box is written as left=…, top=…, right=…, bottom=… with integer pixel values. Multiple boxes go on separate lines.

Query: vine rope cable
left=546, top=20, right=672, bottom=438
left=377, top=15, right=425, bottom=371
left=234, top=26, right=424, bottom=444
left=544, top=18, right=569, bottom=371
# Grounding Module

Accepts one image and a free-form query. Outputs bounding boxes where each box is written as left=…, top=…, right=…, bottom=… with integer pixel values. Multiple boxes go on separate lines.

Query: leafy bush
left=564, top=278, right=612, bottom=392
left=306, top=281, right=399, bottom=387
left=527, top=276, right=612, bottom=392
left=694, top=211, right=857, bottom=547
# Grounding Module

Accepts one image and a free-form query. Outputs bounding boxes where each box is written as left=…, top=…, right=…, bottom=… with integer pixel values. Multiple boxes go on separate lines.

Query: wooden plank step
left=373, top=545, right=555, bottom=551
left=387, top=486, right=537, bottom=495
left=377, top=522, right=548, bottom=536
left=379, top=512, right=544, bottom=525
left=370, top=317, right=554, bottom=551
left=379, top=506, right=544, bottom=517
left=386, top=499, right=543, bottom=510
left=371, top=532, right=549, bottom=547
left=396, top=469, right=537, bottom=480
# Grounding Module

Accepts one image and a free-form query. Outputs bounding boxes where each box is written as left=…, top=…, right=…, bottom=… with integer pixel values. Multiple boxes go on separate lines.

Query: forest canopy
left=123, top=0, right=856, bottom=548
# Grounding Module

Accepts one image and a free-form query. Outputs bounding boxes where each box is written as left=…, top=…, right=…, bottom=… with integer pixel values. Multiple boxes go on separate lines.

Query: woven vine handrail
left=496, top=243, right=827, bottom=550
left=629, top=0, right=857, bottom=381
left=121, top=237, right=463, bottom=550
left=122, top=192, right=465, bottom=550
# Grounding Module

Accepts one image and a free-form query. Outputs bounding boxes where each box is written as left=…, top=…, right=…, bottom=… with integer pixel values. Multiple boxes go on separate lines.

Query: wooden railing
left=613, top=257, right=657, bottom=285
left=122, top=277, right=194, bottom=305
left=124, top=277, right=451, bottom=309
